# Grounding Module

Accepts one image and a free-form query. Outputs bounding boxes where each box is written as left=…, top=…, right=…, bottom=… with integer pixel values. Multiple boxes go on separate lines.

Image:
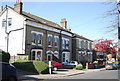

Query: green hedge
left=12, top=60, right=49, bottom=74
left=75, top=64, right=83, bottom=70
left=0, top=50, right=10, bottom=63
left=13, top=59, right=29, bottom=62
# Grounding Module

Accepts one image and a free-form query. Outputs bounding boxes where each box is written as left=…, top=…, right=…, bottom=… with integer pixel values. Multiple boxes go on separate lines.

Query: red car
left=44, top=60, right=62, bottom=71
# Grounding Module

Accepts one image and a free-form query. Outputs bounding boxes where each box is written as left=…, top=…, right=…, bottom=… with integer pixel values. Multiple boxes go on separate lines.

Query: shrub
left=114, top=61, right=119, bottom=64
left=0, top=50, right=10, bottom=63
left=75, top=64, right=83, bottom=70
left=13, top=59, right=29, bottom=62
left=12, top=60, right=49, bottom=74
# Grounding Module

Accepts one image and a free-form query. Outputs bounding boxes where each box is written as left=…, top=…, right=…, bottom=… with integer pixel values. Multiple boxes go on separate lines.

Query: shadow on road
left=17, top=69, right=44, bottom=81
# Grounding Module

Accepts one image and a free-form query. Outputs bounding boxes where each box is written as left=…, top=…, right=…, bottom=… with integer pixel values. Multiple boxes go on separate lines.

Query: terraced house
left=72, top=34, right=93, bottom=65
left=0, top=1, right=93, bottom=64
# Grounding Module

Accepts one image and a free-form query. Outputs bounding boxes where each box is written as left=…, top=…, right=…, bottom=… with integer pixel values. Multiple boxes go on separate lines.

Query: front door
left=31, top=49, right=43, bottom=61
left=47, top=54, right=52, bottom=61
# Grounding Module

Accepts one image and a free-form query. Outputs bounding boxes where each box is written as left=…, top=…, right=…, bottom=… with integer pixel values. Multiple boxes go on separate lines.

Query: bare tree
left=102, top=1, right=118, bottom=38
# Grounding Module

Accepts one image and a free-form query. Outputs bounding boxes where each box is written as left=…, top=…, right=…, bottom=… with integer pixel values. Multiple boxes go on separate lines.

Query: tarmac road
left=61, top=70, right=119, bottom=79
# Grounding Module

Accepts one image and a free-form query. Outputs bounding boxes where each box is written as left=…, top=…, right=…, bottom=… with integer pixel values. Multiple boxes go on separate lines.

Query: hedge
left=12, top=60, right=49, bottom=74
left=0, top=50, right=10, bottom=63
left=75, top=64, right=83, bottom=70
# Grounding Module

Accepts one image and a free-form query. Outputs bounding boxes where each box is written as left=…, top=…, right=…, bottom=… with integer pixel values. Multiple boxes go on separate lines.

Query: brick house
left=0, top=1, right=93, bottom=64
left=0, top=1, right=73, bottom=63
left=72, top=33, right=93, bottom=65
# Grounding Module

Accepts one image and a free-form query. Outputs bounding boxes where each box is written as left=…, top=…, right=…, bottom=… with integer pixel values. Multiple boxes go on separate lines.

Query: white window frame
left=62, top=38, right=65, bottom=49
left=66, top=39, right=69, bottom=49
left=62, top=37, right=69, bottom=49
left=84, top=40, right=87, bottom=49
left=48, top=34, right=53, bottom=47
left=79, top=39, right=82, bottom=48
left=62, top=52, right=70, bottom=64
left=31, top=31, right=43, bottom=45
left=38, top=34, right=43, bottom=46
left=31, top=33, right=37, bottom=45
left=31, top=49, right=43, bottom=61
left=54, top=36, right=59, bottom=48
left=2, top=19, right=6, bottom=27
left=8, top=18, right=12, bottom=26
left=88, top=41, right=90, bottom=50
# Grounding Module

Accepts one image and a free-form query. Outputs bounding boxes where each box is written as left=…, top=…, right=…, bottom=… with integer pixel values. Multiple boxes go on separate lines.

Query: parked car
left=0, top=62, right=17, bottom=81
left=66, top=61, right=81, bottom=66
left=44, top=60, right=62, bottom=71
left=105, top=63, right=118, bottom=70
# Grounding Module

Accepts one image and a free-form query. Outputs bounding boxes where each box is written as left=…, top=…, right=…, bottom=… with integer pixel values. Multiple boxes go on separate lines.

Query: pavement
left=17, top=68, right=106, bottom=80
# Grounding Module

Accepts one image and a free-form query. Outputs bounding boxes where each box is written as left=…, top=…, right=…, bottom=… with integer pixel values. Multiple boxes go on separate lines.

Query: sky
left=1, top=1, right=118, bottom=41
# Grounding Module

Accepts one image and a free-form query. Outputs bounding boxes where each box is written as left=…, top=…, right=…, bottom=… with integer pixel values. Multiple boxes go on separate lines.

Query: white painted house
left=0, top=4, right=26, bottom=56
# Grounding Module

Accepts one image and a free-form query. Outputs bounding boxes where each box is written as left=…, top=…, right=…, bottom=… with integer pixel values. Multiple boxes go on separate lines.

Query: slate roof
left=21, top=11, right=61, bottom=28
left=6, top=6, right=93, bottom=41
left=7, top=6, right=69, bottom=31
left=74, top=33, right=93, bottom=42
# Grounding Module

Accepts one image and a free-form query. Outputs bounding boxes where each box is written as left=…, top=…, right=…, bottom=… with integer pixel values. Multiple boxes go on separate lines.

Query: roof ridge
left=22, top=11, right=60, bottom=28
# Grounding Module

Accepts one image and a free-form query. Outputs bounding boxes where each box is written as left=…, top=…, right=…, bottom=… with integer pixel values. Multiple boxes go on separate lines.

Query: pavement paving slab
left=17, top=68, right=106, bottom=80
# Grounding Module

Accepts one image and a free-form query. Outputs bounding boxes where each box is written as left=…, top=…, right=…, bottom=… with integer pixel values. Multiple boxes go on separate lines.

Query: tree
left=117, top=48, right=120, bottom=60
left=102, top=1, right=118, bottom=38
left=0, top=50, right=10, bottom=63
left=93, top=39, right=118, bottom=55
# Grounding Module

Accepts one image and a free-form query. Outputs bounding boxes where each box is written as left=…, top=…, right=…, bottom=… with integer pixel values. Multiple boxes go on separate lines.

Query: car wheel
left=53, top=67, right=58, bottom=71
left=9, top=77, right=17, bottom=81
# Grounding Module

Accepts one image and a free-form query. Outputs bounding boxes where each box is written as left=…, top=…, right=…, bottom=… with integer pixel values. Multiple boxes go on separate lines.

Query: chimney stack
left=14, top=0, right=23, bottom=14
left=68, top=27, right=71, bottom=32
left=60, top=18, right=67, bottom=29
left=0, top=6, right=3, bottom=12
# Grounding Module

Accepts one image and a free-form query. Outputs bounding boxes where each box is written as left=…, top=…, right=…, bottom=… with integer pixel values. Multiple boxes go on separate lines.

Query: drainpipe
left=45, top=30, right=48, bottom=60
left=59, top=30, right=62, bottom=63
left=6, top=28, right=24, bottom=52
left=5, top=5, right=8, bottom=52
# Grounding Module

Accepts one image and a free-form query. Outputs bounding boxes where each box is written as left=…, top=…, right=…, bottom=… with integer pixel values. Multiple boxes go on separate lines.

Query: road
left=61, top=70, right=119, bottom=79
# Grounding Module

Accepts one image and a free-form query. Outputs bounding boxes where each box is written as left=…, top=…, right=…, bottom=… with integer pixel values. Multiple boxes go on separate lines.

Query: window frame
left=54, top=36, right=59, bottom=48
left=8, top=18, right=12, bottom=26
left=31, top=33, right=37, bottom=45
left=38, top=34, right=43, bottom=46
left=48, top=34, right=53, bottom=47
left=2, top=19, right=6, bottom=27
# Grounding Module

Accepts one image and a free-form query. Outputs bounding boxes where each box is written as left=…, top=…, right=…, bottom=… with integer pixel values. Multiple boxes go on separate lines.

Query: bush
left=12, top=60, right=49, bottom=74
left=75, top=64, right=83, bottom=70
left=0, top=50, right=10, bottom=63
left=13, top=59, right=29, bottom=62
left=114, top=61, right=119, bottom=64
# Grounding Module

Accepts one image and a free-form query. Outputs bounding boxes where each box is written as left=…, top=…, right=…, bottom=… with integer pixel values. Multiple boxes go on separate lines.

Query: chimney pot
left=14, top=0, right=23, bottom=14
left=60, top=18, right=67, bottom=29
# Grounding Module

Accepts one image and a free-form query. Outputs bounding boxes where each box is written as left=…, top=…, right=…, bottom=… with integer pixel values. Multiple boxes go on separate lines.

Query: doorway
left=31, top=49, right=43, bottom=61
